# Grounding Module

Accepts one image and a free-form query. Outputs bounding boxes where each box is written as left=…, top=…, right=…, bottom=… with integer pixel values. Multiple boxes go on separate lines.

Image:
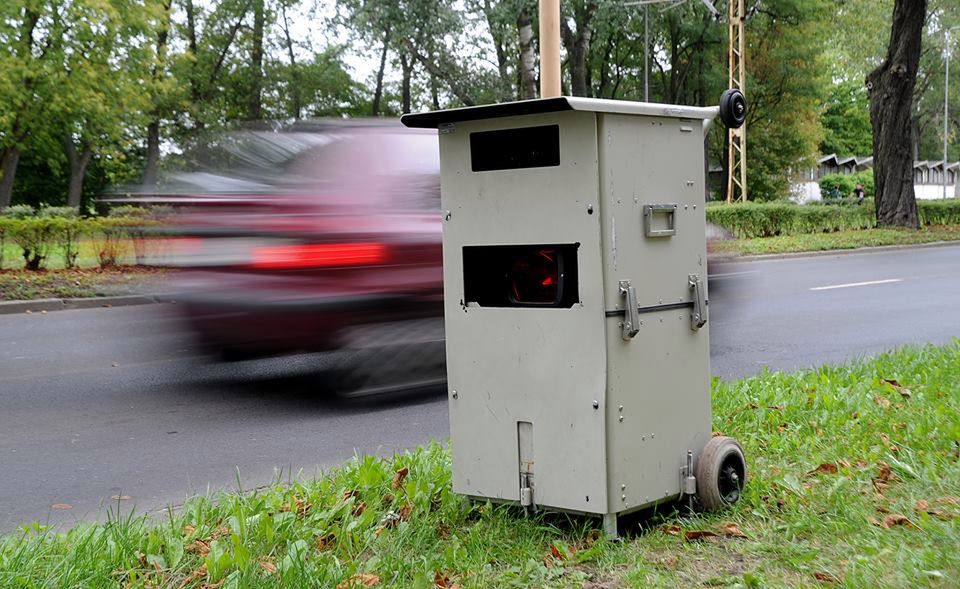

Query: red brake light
left=251, top=243, right=387, bottom=269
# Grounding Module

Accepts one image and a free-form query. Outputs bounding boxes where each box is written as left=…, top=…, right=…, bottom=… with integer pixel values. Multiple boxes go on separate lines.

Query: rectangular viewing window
left=463, top=244, right=579, bottom=308
left=470, top=125, right=560, bottom=172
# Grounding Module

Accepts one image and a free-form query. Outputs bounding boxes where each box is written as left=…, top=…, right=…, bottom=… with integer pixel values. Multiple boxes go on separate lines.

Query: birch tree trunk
left=517, top=9, right=537, bottom=100
left=372, top=24, right=392, bottom=116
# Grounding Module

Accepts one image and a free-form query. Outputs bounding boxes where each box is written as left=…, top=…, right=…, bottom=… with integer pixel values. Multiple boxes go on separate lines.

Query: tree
left=867, top=0, right=927, bottom=228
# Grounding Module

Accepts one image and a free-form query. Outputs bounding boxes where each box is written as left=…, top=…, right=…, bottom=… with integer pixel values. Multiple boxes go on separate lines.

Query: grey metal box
left=403, top=97, right=732, bottom=532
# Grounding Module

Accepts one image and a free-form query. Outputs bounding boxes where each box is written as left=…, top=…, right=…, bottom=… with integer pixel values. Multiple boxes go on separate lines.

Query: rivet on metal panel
left=641, top=435, right=645, bottom=441
left=686, top=180, right=694, bottom=186
left=684, top=205, right=689, bottom=210
left=587, top=204, right=594, bottom=215
left=651, top=433, right=656, bottom=439
left=592, top=400, right=599, bottom=409
left=693, top=205, right=697, bottom=210
left=619, top=416, right=624, bottom=422
left=618, top=405, right=623, bottom=412
left=621, top=494, right=627, bottom=501
left=452, top=390, right=458, bottom=399
left=621, top=484, right=626, bottom=490
left=444, top=210, right=452, bottom=221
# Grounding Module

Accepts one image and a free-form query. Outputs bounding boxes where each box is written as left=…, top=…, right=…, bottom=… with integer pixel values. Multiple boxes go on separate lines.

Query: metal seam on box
left=604, top=301, right=694, bottom=317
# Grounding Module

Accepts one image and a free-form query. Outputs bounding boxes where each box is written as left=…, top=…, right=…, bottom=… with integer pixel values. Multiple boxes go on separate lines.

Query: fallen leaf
left=868, top=516, right=883, bottom=527
left=712, top=431, right=724, bottom=437
left=398, top=502, right=413, bottom=521
left=183, top=525, right=196, bottom=536
left=915, top=499, right=929, bottom=512
left=684, top=530, right=719, bottom=542
left=436, top=523, right=452, bottom=539
left=881, top=514, right=916, bottom=529
left=433, top=570, right=460, bottom=589
left=814, top=571, right=839, bottom=584
left=882, top=379, right=912, bottom=399
left=316, top=533, right=335, bottom=551
left=176, top=564, right=207, bottom=589
left=111, top=495, right=131, bottom=501
left=935, top=496, right=959, bottom=506
left=879, top=433, right=899, bottom=453
left=658, top=524, right=682, bottom=536
left=259, top=559, right=277, bottom=574
left=381, top=493, right=394, bottom=506
left=873, top=396, right=891, bottom=409
left=549, top=544, right=565, bottom=560
left=855, top=460, right=868, bottom=469
left=720, top=523, right=748, bottom=538
left=209, top=526, right=230, bottom=540
left=808, top=463, right=839, bottom=476
left=777, top=423, right=788, bottom=433
left=392, top=467, right=410, bottom=490
left=352, top=501, right=366, bottom=517
left=337, top=573, right=380, bottom=588
left=874, top=505, right=890, bottom=514
left=51, top=503, right=72, bottom=510
left=187, top=540, right=210, bottom=557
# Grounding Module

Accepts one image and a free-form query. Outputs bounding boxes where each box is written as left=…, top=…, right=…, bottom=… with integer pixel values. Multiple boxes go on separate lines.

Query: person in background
left=853, top=183, right=865, bottom=204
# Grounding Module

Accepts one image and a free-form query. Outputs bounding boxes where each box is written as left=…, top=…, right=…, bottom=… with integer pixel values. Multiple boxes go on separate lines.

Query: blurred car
left=154, top=121, right=444, bottom=369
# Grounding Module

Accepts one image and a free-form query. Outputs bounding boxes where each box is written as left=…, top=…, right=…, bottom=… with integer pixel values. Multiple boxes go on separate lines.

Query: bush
left=819, top=171, right=874, bottom=201
left=918, top=199, right=960, bottom=225
left=707, top=202, right=876, bottom=238
left=2, top=204, right=37, bottom=219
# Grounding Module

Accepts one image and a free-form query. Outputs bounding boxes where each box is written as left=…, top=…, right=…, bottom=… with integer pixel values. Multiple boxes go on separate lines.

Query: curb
left=0, top=293, right=181, bottom=315
left=732, top=240, right=960, bottom=263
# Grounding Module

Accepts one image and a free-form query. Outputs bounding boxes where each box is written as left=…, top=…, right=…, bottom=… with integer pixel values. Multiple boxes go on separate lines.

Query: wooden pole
left=539, top=0, right=561, bottom=97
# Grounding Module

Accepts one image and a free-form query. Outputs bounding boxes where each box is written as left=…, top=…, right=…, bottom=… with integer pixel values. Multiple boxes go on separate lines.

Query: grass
left=0, top=267, right=168, bottom=301
left=2, top=342, right=958, bottom=588
left=0, top=240, right=144, bottom=270
left=711, top=225, right=960, bottom=256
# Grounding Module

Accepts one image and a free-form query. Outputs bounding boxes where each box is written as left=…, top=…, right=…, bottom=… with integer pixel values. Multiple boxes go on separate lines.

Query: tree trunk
left=400, top=53, right=412, bottom=114
left=517, top=9, right=537, bottom=100
left=248, top=0, right=264, bottom=120
left=482, top=0, right=510, bottom=90
left=281, top=3, right=301, bottom=120
left=143, top=120, right=161, bottom=186
left=560, top=1, right=597, bottom=97
left=0, top=148, right=21, bottom=209
left=866, top=0, right=926, bottom=229
left=64, top=138, right=93, bottom=209
left=372, top=24, right=392, bottom=116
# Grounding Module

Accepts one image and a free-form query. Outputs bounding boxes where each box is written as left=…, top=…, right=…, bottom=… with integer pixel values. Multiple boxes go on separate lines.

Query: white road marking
left=810, top=278, right=902, bottom=291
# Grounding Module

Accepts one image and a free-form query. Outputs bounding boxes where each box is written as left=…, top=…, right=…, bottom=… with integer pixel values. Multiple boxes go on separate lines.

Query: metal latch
left=619, top=281, right=639, bottom=340
left=688, top=274, right=707, bottom=331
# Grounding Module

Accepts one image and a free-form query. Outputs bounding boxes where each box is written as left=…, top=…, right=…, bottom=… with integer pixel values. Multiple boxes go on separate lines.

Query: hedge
left=706, top=199, right=960, bottom=239
left=0, top=216, right=158, bottom=270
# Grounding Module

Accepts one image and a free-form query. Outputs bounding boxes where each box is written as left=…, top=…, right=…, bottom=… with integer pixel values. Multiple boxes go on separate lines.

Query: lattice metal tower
left=726, top=0, right=747, bottom=202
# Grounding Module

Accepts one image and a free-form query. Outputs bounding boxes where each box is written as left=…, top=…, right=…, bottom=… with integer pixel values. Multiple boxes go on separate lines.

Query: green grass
left=712, top=225, right=960, bottom=256
left=0, top=240, right=141, bottom=270
left=3, top=342, right=959, bottom=587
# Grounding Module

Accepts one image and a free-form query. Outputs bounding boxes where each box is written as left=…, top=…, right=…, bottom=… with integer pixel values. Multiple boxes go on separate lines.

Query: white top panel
left=401, top=97, right=719, bottom=129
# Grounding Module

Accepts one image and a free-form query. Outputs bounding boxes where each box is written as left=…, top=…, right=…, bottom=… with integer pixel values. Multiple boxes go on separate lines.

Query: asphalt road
left=1, top=244, right=958, bottom=532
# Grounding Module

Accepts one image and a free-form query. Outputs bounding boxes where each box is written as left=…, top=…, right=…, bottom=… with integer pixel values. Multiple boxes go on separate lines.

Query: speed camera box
left=403, top=97, right=726, bottom=534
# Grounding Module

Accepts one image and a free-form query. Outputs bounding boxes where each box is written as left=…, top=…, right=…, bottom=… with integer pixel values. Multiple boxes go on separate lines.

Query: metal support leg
left=602, top=513, right=619, bottom=539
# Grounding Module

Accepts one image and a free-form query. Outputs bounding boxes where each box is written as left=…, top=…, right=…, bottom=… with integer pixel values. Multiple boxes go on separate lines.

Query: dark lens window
left=463, top=244, right=579, bottom=308
left=470, top=125, right=560, bottom=172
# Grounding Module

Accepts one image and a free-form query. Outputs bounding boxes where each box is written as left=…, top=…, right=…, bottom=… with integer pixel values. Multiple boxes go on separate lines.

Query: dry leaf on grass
left=720, top=523, right=748, bottom=538
left=110, top=495, right=131, bottom=501
left=337, top=573, right=380, bottom=588
left=873, top=395, right=891, bottom=409
left=352, top=502, right=367, bottom=517
left=434, top=570, right=460, bottom=589
left=658, top=524, right=682, bottom=536
left=808, top=463, right=839, bottom=476
left=51, top=503, right=72, bottom=510
left=316, top=533, right=335, bottom=551
left=871, top=514, right=916, bottom=529
left=182, top=525, right=196, bottom=536
left=935, top=496, right=959, bottom=505
left=813, top=571, right=840, bottom=584
left=436, top=523, right=452, bottom=539
left=188, top=540, right=211, bottom=557
left=549, top=544, right=566, bottom=560
left=258, top=559, right=277, bottom=574
left=684, top=530, right=719, bottom=542
left=392, top=467, right=410, bottom=490
left=881, top=379, right=912, bottom=398
left=398, top=502, right=413, bottom=521
left=176, top=564, right=207, bottom=589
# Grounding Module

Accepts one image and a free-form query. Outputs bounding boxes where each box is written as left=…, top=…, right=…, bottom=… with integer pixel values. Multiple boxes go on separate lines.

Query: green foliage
left=819, top=171, right=874, bottom=200
left=820, top=81, right=874, bottom=157
left=918, top=198, right=960, bottom=225
left=707, top=202, right=876, bottom=238
left=1, top=205, right=37, bottom=219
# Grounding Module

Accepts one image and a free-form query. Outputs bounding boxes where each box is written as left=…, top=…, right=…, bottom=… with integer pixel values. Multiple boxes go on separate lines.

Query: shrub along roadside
left=707, top=199, right=960, bottom=239
left=1, top=342, right=957, bottom=588
left=0, top=216, right=158, bottom=271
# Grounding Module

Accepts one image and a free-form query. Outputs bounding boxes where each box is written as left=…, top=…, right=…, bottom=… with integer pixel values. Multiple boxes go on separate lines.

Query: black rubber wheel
left=719, top=89, right=747, bottom=129
left=695, top=436, right=746, bottom=511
